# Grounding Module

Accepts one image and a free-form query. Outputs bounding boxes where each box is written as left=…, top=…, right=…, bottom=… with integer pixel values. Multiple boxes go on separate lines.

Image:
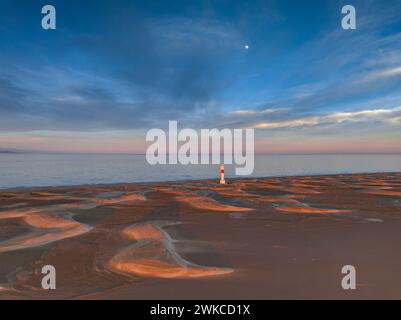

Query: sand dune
left=0, top=208, right=91, bottom=253
left=214, top=188, right=259, bottom=198
left=94, top=193, right=146, bottom=205
left=157, top=187, right=253, bottom=212
left=276, top=206, right=349, bottom=214
left=247, top=194, right=347, bottom=214
left=49, top=192, right=146, bottom=210
left=253, top=197, right=300, bottom=204
left=1, top=172, right=401, bottom=299
left=285, top=187, right=322, bottom=194
left=176, top=195, right=253, bottom=212
left=107, top=222, right=233, bottom=279
left=0, top=190, right=146, bottom=254
left=155, top=187, right=193, bottom=196
left=363, top=190, right=401, bottom=196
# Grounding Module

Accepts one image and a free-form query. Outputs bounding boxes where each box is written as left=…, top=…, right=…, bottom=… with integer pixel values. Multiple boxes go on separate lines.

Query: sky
left=0, top=0, right=401, bottom=154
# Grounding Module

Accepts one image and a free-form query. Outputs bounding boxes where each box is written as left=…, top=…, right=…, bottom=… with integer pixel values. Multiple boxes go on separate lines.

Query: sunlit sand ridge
left=212, top=180, right=348, bottom=214
left=363, top=190, right=401, bottom=196
left=1, top=173, right=401, bottom=299
left=157, top=187, right=253, bottom=212
left=247, top=195, right=349, bottom=214
left=0, top=208, right=91, bottom=253
left=176, top=195, right=253, bottom=212
left=0, top=191, right=146, bottom=253
left=107, top=221, right=233, bottom=279
left=340, top=176, right=401, bottom=196
left=57, top=192, right=146, bottom=210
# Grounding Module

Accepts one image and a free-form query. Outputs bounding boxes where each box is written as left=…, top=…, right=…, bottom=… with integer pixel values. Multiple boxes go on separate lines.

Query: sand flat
left=0, top=172, right=401, bottom=299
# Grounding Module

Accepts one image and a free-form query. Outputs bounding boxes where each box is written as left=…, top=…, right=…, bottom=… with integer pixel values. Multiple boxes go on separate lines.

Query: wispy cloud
left=0, top=0, right=400, bottom=153
left=253, top=107, right=401, bottom=129
left=367, top=66, right=401, bottom=81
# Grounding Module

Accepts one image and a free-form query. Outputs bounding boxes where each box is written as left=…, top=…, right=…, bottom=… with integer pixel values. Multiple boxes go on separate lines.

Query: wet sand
left=1, top=172, right=401, bottom=299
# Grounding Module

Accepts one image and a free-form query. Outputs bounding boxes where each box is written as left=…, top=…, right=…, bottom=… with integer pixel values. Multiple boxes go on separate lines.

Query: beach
left=1, top=172, right=401, bottom=299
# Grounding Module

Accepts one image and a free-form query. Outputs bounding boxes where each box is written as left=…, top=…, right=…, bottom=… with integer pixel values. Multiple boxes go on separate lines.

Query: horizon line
left=1, top=150, right=401, bottom=156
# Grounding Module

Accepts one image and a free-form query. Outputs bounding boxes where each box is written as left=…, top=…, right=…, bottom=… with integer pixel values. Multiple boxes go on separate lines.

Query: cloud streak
left=0, top=0, right=400, bottom=153
left=253, top=107, right=401, bottom=129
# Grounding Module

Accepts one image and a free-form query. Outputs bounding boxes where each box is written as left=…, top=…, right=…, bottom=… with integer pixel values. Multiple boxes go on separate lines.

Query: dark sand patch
left=0, top=220, right=32, bottom=242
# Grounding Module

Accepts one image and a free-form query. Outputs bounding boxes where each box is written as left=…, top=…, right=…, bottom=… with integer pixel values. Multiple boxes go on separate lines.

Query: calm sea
left=0, top=153, right=400, bottom=189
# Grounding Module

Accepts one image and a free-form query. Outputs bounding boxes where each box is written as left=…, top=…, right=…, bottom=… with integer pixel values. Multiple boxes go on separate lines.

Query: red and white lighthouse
left=219, top=164, right=226, bottom=184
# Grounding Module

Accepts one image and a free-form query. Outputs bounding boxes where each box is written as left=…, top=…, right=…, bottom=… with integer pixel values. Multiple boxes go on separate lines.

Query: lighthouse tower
left=219, top=164, right=226, bottom=184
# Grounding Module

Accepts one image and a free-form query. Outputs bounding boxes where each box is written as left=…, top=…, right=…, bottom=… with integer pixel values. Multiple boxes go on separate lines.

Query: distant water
left=0, top=153, right=401, bottom=189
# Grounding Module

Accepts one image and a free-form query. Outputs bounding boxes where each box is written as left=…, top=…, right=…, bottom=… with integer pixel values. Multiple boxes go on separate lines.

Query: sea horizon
left=1, top=153, right=401, bottom=189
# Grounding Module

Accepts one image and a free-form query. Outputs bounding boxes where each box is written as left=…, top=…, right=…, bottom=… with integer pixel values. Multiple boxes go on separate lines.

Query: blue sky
left=0, top=0, right=401, bottom=153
